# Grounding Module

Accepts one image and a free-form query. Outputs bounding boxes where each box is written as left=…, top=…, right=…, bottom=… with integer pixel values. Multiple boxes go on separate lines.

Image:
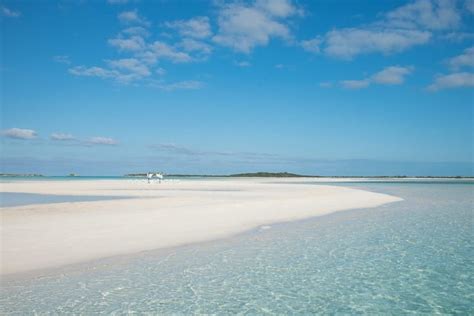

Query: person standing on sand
left=147, top=172, right=153, bottom=184
left=155, top=173, right=163, bottom=184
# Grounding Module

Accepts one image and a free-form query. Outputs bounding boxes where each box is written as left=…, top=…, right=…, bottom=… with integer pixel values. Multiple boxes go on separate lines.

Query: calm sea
left=0, top=181, right=472, bottom=314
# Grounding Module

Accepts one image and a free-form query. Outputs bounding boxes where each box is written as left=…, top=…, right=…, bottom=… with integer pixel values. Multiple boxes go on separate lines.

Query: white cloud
left=164, top=17, right=212, bottom=39
left=122, top=26, right=150, bottom=37
left=118, top=10, right=149, bottom=26
left=442, top=32, right=474, bottom=42
left=53, top=55, right=71, bottom=64
left=213, top=0, right=299, bottom=53
left=64, top=10, right=208, bottom=88
left=87, top=137, right=119, bottom=145
left=305, top=0, right=465, bottom=59
left=340, top=65, right=414, bottom=89
left=1, top=6, right=20, bottom=17
left=106, top=58, right=151, bottom=77
left=324, top=28, right=431, bottom=59
left=301, top=37, right=322, bottom=53
left=371, top=66, right=414, bottom=84
left=385, top=0, right=461, bottom=30
left=50, top=133, right=75, bottom=141
left=340, top=79, right=371, bottom=89
left=466, top=0, right=474, bottom=14
left=69, top=66, right=140, bottom=84
left=255, top=0, right=301, bottom=17
left=108, top=35, right=146, bottom=52
left=147, top=41, right=193, bottom=63
left=151, top=80, right=204, bottom=91
left=178, top=38, right=213, bottom=56
left=427, top=72, right=474, bottom=91
left=1, top=128, right=37, bottom=140
left=447, top=46, right=474, bottom=70
left=69, top=66, right=120, bottom=79
left=155, top=67, right=166, bottom=75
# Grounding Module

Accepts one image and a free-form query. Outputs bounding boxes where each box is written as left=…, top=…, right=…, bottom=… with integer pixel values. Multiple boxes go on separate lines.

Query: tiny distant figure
left=147, top=172, right=153, bottom=184
left=155, top=173, right=163, bottom=184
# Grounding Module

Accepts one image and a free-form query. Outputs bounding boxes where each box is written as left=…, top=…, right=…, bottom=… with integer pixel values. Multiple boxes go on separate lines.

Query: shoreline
left=1, top=179, right=402, bottom=276
left=0, top=203, right=393, bottom=283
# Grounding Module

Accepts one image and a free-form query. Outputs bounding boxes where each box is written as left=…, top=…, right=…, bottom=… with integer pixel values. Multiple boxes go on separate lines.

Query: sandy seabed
left=0, top=178, right=402, bottom=275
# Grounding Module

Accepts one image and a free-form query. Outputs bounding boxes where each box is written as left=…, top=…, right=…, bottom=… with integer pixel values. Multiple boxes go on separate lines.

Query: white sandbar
left=0, top=179, right=402, bottom=275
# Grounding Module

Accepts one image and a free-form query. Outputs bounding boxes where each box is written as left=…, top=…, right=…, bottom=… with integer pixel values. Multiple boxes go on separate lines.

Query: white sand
left=0, top=179, right=402, bottom=275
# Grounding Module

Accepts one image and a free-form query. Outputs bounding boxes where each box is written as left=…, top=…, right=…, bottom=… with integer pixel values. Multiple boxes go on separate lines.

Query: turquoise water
left=0, top=192, right=132, bottom=207
left=0, top=183, right=472, bottom=314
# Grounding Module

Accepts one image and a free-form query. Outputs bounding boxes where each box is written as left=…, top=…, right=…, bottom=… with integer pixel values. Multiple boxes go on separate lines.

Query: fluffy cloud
left=108, top=35, right=146, bottom=52
left=303, top=0, right=466, bottom=59
left=1, top=128, right=37, bottom=140
left=340, top=66, right=414, bottom=89
left=70, top=59, right=152, bottom=84
left=324, top=28, right=431, bottom=59
left=146, top=41, right=193, bottom=63
left=1, top=6, right=20, bottom=17
left=106, top=58, right=151, bottom=77
left=371, top=66, right=414, bottom=84
left=63, top=7, right=215, bottom=88
left=87, top=137, right=119, bottom=146
left=385, top=0, right=461, bottom=30
left=427, top=72, right=474, bottom=91
left=301, top=37, right=322, bottom=53
left=118, top=10, right=150, bottom=26
left=49, top=133, right=120, bottom=146
left=155, top=67, right=166, bottom=75
left=122, top=26, right=150, bottom=37
left=213, top=0, right=300, bottom=53
left=164, top=17, right=212, bottom=39
left=69, top=66, right=120, bottom=79
left=178, top=38, right=213, bottom=56
left=426, top=46, right=474, bottom=91
left=466, top=0, right=474, bottom=13
left=255, top=0, right=301, bottom=17
left=442, top=32, right=474, bottom=42
left=447, top=46, right=474, bottom=69
left=50, top=133, right=75, bottom=141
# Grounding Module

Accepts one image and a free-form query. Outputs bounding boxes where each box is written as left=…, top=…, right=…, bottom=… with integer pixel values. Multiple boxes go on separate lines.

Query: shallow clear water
left=0, top=183, right=472, bottom=314
left=0, top=192, right=132, bottom=207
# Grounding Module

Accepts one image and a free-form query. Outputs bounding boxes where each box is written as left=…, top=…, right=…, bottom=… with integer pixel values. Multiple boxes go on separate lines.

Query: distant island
left=125, top=172, right=163, bottom=177
left=0, top=173, right=43, bottom=177
left=229, top=172, right=307, bottom=177
left=125, top=172, right=473, bottom=179
left=125, top=172, right=306, bottom=178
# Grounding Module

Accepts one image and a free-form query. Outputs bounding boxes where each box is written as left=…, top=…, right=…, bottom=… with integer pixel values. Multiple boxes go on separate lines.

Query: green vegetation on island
left=229, top=172, right=307, bottom=177
left=127, top=172, right=474, bottom=179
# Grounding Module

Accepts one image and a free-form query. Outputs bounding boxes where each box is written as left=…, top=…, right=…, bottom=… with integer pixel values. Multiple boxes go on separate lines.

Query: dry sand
left=0, top=179, right=402, bottom=275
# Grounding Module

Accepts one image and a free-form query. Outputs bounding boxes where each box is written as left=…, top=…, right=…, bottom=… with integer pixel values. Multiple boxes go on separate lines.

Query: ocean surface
left=0, top=192, right=132, bottom=207
left=0, top=181, right=472, bottom=314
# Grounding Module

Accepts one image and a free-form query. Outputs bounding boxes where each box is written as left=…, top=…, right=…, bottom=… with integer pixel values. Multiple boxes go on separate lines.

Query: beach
left=1, top=179, right=402, bottom=276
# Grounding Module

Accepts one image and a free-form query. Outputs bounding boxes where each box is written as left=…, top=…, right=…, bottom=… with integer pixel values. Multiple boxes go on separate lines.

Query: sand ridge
left=0, top=179, right=402, bottom=275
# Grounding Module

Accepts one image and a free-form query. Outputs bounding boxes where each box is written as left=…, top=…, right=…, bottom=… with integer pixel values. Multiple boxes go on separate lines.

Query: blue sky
left=1, top=0, right=473, bottom=176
